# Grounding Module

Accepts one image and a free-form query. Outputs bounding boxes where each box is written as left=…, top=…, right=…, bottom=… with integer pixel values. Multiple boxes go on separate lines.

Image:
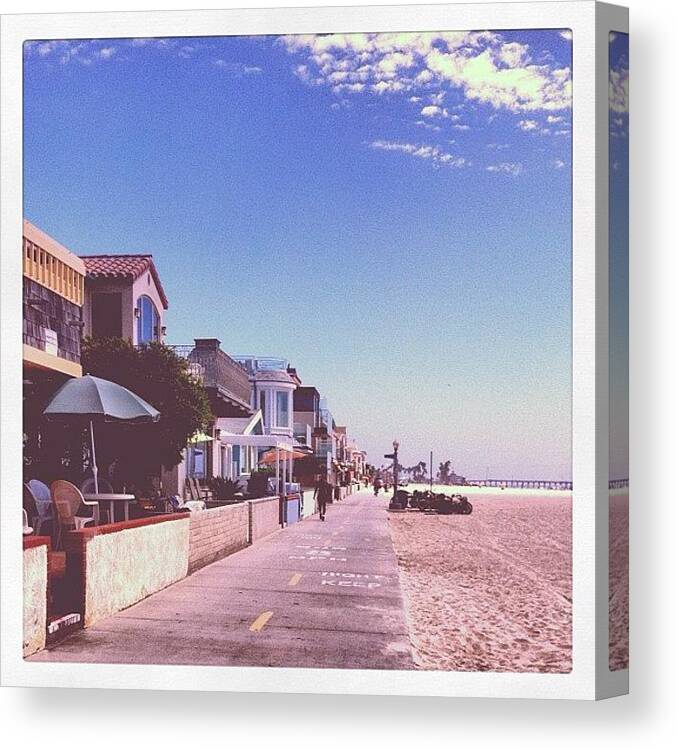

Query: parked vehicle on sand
left=408, top=490, right=473, bottom=515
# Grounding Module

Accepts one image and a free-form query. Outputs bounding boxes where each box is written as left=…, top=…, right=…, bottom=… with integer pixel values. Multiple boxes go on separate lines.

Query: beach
left=388, top=486, right=572, bottom=673
left=609, top=491, right=629, bottom=671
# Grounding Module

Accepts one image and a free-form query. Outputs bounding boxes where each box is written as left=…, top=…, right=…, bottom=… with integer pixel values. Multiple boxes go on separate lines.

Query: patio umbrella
left=258, top=447, right=307, bottom=464
left=42, top=375, right=160, bottom=493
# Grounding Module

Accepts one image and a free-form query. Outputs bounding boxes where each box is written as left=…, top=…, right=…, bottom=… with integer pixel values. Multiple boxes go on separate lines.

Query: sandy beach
left=388, top=487, right=572, bottom=673
left=609, top=491, right=629, bottom=671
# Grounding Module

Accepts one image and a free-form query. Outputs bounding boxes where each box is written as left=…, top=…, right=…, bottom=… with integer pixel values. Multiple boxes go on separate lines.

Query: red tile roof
left=81, top=254, right=168, bottom=309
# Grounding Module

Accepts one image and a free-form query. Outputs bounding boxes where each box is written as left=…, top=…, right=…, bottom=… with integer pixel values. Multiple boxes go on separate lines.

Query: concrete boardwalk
left=31, top=490, right=414, bottom=670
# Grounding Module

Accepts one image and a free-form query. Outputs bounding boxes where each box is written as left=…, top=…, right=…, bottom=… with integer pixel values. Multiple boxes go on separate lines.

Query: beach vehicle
left=388, top=489, right=410, bottom=510
left=437, top=494, right=473, bottom=515
left=408, top=489, right=473, bottom=515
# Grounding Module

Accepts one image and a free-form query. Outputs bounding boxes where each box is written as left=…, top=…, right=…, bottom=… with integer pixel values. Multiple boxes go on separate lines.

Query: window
left=259, top=390, right=267, bottom=425
left=137, top=295, right=160, bottom=344
left=232, top=445, right=241, bottom=476
left=276, top=391, right=290, bottom=428
left=91, top=292, right=122, bottom=338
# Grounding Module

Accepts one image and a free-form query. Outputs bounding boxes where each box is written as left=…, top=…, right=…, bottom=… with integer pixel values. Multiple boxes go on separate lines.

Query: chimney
left=193, top=338, right=221, bottom=350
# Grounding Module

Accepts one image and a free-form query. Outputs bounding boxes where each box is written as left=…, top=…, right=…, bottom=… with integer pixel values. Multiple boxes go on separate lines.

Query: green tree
left=438, top=460, right=452, bottom=484
left=81, top=337, right=213, bottom=484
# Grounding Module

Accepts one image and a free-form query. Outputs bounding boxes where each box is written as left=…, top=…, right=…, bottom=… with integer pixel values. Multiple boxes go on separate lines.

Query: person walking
left=314, top=474, right=332, bottom=521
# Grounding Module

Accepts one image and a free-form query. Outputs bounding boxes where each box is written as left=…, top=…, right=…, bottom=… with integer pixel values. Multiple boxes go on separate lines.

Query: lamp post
left=392, top=440, right=399, bottom=501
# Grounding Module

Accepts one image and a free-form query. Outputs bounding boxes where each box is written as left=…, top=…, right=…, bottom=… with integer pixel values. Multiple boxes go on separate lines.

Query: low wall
left=284, top=495, right=301, bottom=525
left=23, top=536, right=49, bottom=657
left=188, top=503, right=249, bottom=574
left=248, top=496, right=281, bottom=543
left=301, top=490, right=316, bottom=518
left=65, top=514, right=190, bottom=627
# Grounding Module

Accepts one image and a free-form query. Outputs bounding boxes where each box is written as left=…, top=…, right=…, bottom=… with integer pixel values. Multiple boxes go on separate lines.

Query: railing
left=23, top=236, right=85, bottom=306
left=231, top=355, right=289, bottom=374
left=170, top=345, right=251, bottom=406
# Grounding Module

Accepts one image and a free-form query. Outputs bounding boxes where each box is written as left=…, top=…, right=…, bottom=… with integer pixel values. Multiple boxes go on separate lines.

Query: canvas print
left=21, top=28, right=574, bottom=674
left=608, top=30, right=629, bottom=672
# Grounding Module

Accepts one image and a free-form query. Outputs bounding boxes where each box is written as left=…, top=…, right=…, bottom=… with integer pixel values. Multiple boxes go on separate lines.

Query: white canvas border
left=0, top=1, right=617, bottom=699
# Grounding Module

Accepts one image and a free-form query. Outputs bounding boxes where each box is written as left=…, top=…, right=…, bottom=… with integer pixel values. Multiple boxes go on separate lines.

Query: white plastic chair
left=25, top=479, right=54, bottom=536
left=51, top=480, right=98, bottom=548
left=22, top=509, right=33, bottom=536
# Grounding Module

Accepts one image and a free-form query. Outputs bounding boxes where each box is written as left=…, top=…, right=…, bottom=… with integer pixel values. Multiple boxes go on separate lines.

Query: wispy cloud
left=214, top=60, right=263, bottom=75
left=609, top=62, right=629, bottom=114
left=370, top=139, right=467, bottom=168
left=486, top=162, right=523, bottom=175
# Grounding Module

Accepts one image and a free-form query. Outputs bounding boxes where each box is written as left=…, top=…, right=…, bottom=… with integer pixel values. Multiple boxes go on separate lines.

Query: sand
left=388, top=488, right=572, bottom=673
left=609, top=491, right=629, bottom=671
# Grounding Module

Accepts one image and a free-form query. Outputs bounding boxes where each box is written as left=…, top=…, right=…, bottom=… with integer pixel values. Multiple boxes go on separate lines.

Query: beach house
left=23, top=220, right=86, bottom=466
left=232, top=356, right=300, bottom=441
left=23, top=220, right=85, bottom=382
left=80, top=253, right=168, bottom=345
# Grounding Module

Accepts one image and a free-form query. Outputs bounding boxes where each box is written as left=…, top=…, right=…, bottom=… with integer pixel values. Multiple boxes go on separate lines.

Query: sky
left=24, top=29, right=573, bottom=479
left=609, top=32, right=629, bottom=483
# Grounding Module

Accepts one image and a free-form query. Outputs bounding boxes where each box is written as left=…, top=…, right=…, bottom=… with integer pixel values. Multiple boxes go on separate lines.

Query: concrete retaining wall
left=188, top=503, right=249, bottom=574
left=248, top=496, right=281, bottom=542
left=65, top=515, right=190, bottom=627
left=301, top=490, right=317, bottom=518
left=23, top=537, right=49, bottom=657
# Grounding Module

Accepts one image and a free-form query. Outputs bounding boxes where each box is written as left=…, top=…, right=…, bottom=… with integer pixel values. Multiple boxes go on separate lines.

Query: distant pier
left=468, top=479, right=573, bottom=491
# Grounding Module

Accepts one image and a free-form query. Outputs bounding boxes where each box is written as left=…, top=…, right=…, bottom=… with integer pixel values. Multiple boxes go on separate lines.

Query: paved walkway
left=31, top=490, right=414, bottom=670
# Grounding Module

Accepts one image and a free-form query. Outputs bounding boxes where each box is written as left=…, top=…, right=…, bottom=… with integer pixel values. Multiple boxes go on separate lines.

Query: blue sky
left=24, top=30, right=573, bottom=478
left=609, top=32, right=629, bottom=482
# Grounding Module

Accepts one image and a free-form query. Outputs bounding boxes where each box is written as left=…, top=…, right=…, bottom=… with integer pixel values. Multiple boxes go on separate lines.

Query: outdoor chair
left=186, top=477, right=209, bottom=503
left=51, top=480, right=100, bottom=548
left=22, top=509, right=33, bottom=536
left=79, top=476, right=114, bottom=495
left=24, top=479, right=54, bottom=537
left=169, top=494, right=204, bottom=513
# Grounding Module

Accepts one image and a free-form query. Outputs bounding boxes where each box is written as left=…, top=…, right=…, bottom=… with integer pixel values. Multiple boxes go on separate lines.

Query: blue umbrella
left=43, top=375, right=160, bottom=492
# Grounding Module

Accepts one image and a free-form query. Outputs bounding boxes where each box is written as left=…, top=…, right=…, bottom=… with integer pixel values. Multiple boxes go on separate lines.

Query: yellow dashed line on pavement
left=249, top=611, right=273, bottom=632
left=288, top=573, right=302, bottom=586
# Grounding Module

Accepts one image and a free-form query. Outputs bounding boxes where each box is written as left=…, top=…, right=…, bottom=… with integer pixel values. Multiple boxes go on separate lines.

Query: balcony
left=22, top=220, right=86, bottom=378
left=170, top=339, right=252, bottom=417
left=231, top=355, right=289, bottom=375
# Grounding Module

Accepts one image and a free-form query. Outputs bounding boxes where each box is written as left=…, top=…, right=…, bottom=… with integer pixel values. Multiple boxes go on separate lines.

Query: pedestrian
left=314, top=474, right=332, bottom=521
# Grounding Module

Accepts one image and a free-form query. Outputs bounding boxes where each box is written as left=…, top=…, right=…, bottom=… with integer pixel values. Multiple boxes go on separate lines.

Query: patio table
left=84, top=493, right=136, bottom=524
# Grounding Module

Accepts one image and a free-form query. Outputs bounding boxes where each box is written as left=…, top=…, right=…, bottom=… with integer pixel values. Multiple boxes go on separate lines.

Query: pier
left=468, top=479, right=573, bottom=491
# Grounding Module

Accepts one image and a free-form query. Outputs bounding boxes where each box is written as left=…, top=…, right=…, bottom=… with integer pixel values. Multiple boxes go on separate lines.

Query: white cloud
left=415, top=120, right=442, bottom=132
left=560, top=30, right=573, bottom=41
left=487, top=162, right=523, bottom=175
left=98, top=47, right=116, bottom=60
left=609, top=63, right=629, bottom=114
left=421, top=104, right=442, bottom=117
left=547, top=115, right=563, bottom=124
left=518, top=119, right=539, bottom=131
left=370, top=139, right=467, bottom=168
left=552, top=159, right=566, bottom=169
left=499, top=42, right=530, bottom=69
left=278, top=31, right=571, bottom=114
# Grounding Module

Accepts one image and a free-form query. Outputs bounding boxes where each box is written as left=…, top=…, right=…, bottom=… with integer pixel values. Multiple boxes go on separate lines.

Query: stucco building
left=80, top=254, right=168, bottom=345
